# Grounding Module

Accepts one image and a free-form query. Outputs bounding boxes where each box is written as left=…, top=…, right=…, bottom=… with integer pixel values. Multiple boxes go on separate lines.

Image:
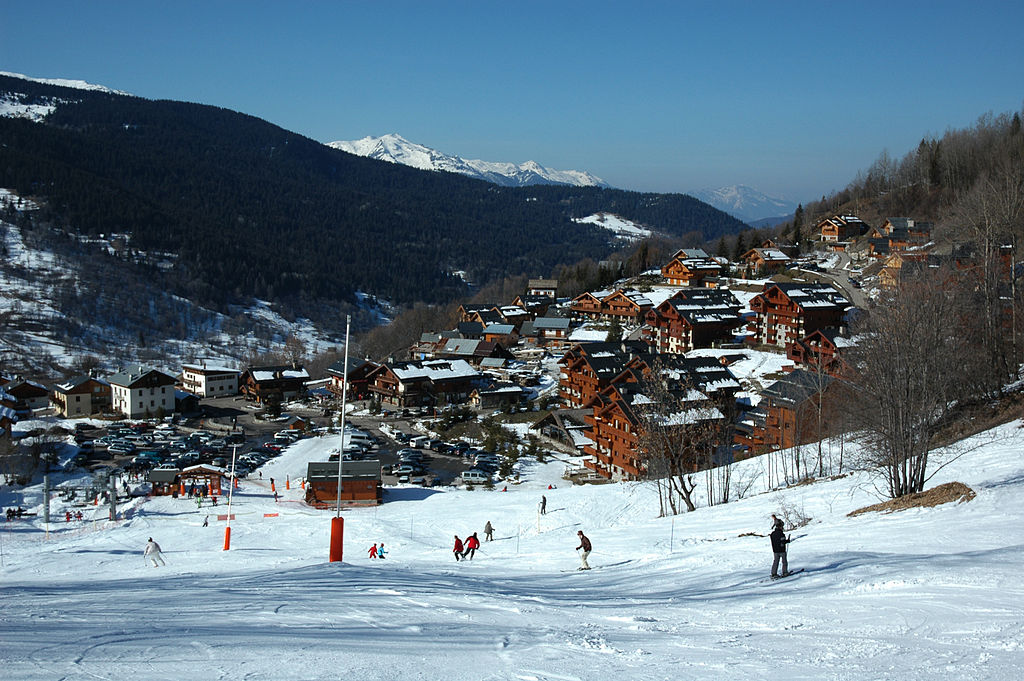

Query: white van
left=409, top=435, right=430, bottom=449
left=461, top=469, right=490, bottom=485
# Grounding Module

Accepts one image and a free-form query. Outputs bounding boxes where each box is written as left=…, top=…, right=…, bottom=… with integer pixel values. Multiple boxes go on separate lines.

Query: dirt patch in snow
left=848, top=482, right=976, bottom=517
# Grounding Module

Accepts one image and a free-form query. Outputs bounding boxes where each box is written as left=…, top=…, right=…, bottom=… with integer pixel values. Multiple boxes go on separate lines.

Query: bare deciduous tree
left=847, top=269, right=975, bottom=498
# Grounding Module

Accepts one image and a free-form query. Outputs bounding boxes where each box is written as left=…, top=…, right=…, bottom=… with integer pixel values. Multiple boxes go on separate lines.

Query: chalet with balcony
left=661, top=249, right=723, bottom=286
left=51, top=376, right=111, bottom=418
left=108, top=366, right=177, bottom=419
left=868, top=217, right=933, bottom=258
left=785, top=328, right=855, bottom=377
left=558, top=341, right=651, bottom=408
left=748, top=283, right=849, bottom=349
left=817, top=215, right=868, bottom=250
left=734, top=369, right=841, bottom=454
left=512, top=294, right=553, bottom=317
left=327, top=358, right=380, bottom=401
left=643, top=288, right=742, bottom=354
left=742, top=248, right=792, bottom=276
left=5, top=380, right=50, bottom=416
left=570, top=289, right=654, bottom=323
left=241, top=365, right=310, bottom=405
left=581, top=363, right=728, bottom=481
left=366, top=359, right=480, bottom=408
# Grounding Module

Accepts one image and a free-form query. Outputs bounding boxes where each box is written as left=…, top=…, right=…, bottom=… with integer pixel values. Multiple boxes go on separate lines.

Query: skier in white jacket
left=144, top=538, right=165, bottom=567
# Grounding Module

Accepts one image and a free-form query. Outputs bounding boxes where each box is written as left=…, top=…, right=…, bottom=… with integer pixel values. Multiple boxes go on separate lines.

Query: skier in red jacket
left=453, top=535, right=464, bottom=561
left=462, top=533, right=480, bottom=560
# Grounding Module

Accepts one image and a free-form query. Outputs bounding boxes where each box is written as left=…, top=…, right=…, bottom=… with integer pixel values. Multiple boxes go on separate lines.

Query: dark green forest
left=0, top=75, right=746, bottom=326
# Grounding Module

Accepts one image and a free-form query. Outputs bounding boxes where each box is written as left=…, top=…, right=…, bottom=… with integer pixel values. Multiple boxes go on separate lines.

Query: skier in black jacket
left=769, top=517, right=789, bottom=578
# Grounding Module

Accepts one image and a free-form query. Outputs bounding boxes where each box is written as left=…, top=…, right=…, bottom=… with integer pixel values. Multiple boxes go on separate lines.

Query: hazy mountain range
left=689, top=185, right=798, bottom=226
left=329, top=134, right=611, bottom=188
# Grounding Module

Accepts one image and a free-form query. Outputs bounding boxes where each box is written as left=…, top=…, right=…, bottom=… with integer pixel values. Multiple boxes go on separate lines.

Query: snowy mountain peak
left=690, top=184, right=797, bottom=225
left=328, top=134, right=611, bottom=188
left=0, top=71, right=127, bottom=95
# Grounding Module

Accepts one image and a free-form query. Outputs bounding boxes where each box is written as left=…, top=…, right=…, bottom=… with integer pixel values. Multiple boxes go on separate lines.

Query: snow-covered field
left=2, top=419, right=1023, bottom=680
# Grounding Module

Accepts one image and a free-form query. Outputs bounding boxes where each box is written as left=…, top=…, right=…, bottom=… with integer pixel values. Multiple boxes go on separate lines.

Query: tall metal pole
left=330, top=315, right=351, bottom=562
left=224, top=444, right=238, bottom=550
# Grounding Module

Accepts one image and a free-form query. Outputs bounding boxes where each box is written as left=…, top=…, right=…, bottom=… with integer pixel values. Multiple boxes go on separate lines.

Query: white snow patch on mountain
left=573, top=212, right=651, bottom=240
left=0, top=70, right=127, bottom=94
left=329, top=133, right=610, bottom=188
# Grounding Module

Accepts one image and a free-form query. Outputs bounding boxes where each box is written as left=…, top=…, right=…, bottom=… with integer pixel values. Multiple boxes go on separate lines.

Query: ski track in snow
left=2, top=420, right=1024, bottom=680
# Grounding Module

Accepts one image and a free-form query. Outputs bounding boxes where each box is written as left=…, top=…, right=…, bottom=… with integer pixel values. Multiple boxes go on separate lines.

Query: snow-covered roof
left=392, top=360, right=479, bottom=382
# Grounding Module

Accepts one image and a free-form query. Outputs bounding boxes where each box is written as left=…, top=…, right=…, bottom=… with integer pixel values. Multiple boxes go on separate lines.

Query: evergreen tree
left=792, top=204, right=804, bottom=252
left=731, top=231, right=746, bottom=263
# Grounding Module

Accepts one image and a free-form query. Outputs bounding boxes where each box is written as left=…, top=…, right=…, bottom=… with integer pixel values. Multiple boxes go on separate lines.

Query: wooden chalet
left=817, top=215, right=867, bottom=249
left=51, top=376, right=111, bottom=418
left=786, top=329, right=855, bottom=377
left=558, top=341, right=651, bottom=408
left=470, top=382, right=525, bottom=410
left=661, top=249, right=723, bottom=286
left=868, top=217, right=933, bottom=258
left=327, top=358, right=379, bottom=401
left=569, top=289, right=654, bottom=323
left=305, top=460, right=382, bottom=507
left=742, top=248, right=792, bottom=276
left=527, top=278, right=559, bottom=298
left=642, top=288, right=742, bottom=354
left=522, top=317, right=571, bottom=347
left=5, top=379, right=51, bottom=416
left=734, top=369, right=840, bottom=454
left=366, top=359, right=480, bottom=408
left=433, top=338, right=514, bottom=365
left=581, top=362, right=728, bottom=481
left=512, top=294, right=553, bottom=317
left=458, top=303, right=500, bottom=323
left=748, top=282, right=849, bottom=349
left=241, top=365, right=309, bottom=404
left=483, top=323, right=519, bottom=345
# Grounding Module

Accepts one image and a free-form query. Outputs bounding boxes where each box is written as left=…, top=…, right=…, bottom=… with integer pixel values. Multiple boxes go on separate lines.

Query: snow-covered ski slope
left=1, top=420, right=1022, bottom=680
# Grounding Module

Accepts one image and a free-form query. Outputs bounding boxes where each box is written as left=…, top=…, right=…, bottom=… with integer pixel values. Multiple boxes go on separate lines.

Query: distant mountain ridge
left=690, top=184, right=797, bottom=225
left=329, top=134, right=611, bottom=188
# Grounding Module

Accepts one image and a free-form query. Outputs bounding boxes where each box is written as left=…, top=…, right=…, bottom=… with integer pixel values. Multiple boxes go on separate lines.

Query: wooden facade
left=327, top=359, right=379, bottom=401
left=557, top=342, right=651, bottom=409
left=569, top=289, right=653, bottom=322
left=366, top=359, right=480, bottom=408
left=785, top=329, right=853, bottom=377
left=742, top=248, right=791, bottom=276
left=241, top=365, right=309, bottom=404
left=660, top=252, right=723, bottom=286
left=642, top=288, right=741, bottom=354
left=748, top=283, right=848, bottom=349
left=305, top=460, right=382, bottom=507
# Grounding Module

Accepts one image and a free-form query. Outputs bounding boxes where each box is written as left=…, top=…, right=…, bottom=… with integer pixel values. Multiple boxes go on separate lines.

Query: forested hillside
left=0, top=75, right=745, bottom=323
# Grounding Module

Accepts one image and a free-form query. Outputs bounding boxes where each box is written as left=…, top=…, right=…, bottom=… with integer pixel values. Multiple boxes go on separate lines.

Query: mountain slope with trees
left=0, top=74, right=746, bottom=325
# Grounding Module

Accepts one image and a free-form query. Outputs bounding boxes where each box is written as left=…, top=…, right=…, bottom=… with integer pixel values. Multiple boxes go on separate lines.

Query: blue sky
left=3, top=1, right=1022, bottom=203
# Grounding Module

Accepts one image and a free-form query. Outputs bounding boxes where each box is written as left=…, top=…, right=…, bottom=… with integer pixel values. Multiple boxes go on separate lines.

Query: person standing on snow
left=144, top=537, right=166, bottom=567
left=575, top=530, right=592, bottom=570
left=539, top=495, right=547, bottom=515
left=453, top=535, right=464, bottom=561
left=368, top=543, right=378, bottom=559
left=483, top=521, right=494, bottom=542
left=377, top=543, right=387, bottom=559
left=770, top=516, right=790, bottom=578
left=463, top=533, right=480, bottom=560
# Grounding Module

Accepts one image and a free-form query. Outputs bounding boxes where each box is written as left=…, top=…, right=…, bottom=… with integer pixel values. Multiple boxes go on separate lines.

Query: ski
left=762, top=568, right=805, bottom=583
